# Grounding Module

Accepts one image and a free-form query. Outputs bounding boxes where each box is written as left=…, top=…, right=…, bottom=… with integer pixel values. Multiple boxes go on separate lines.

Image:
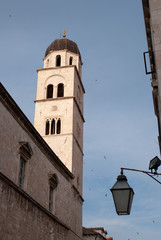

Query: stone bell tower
left=34, top=33, right=85, bottom=194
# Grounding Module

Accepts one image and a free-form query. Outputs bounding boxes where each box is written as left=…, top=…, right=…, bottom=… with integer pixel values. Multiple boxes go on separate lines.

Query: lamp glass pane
left=112, top=189, right=131, bottom=215
left=128, top=190, right=134, bottom=214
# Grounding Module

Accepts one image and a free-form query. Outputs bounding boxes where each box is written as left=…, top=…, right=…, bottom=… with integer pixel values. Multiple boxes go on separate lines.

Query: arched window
left=69, top=57, right=73, bottom=65
left=57, top=83, right=64, bottom=97
left=47, top=84, right=53, bottom=98
left=45, top=120, right=50, bottom=135
left=56, top=55, right=61, bottom=67
left=57, top=119, right=61, bottom=134
left=18, top=142, right=33, bottom=189
left=51, top=119, right=55, bottom=135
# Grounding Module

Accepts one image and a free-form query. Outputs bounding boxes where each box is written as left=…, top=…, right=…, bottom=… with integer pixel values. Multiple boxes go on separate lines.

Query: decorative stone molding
left=49, top=173, right=59, bottom=189
left=19, top=142, right=33, bottom=160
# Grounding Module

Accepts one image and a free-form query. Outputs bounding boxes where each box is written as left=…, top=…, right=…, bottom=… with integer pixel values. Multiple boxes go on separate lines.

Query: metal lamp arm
left=121, top=167, right=161, bottom=184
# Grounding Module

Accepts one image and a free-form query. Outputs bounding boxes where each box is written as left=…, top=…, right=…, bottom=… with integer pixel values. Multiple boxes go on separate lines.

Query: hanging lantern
left=110, top=172, right=134, bottom=215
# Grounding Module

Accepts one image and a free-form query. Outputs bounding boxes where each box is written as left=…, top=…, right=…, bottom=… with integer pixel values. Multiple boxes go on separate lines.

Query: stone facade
left=142, top=0, right=161, bottom=153
left=0, top=36, right=84, bottom=240
left=0, top=172, right=69, bottom=240
left=0, top=82, right=83, bottom=239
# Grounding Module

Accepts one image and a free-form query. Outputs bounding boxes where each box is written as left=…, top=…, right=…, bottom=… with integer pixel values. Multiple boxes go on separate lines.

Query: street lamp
left=111, top=157, right=161, bottom=215
left=110, top=169, right=134, bottom=215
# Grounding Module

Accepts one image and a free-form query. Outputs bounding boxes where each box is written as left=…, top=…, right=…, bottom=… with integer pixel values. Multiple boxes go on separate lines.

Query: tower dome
left=45, top=38, right=82, bottom=62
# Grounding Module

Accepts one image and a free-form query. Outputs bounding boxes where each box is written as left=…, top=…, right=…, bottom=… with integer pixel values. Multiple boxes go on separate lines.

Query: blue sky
left=1, top=0, right=161, bottom=240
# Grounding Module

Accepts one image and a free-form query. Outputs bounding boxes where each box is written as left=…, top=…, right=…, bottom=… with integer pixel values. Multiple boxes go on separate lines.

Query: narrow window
left=47, top=84, right=53, bottom=98
left=18, top=156, right=26, bottom=188
left=49, top=186, right=54, bottom=212
left=57, top=83, right=64, bottom=97
left=51, top=119, right=55, bottom=135
left=56, top=55, right=61, bottom=67
left=69, top=57, right=73, bottom=65
left=46, top=59, right=49, bottom=67
left=45, top=120, right=50, bottom=135
left=57, top=119, right=61, bottom=134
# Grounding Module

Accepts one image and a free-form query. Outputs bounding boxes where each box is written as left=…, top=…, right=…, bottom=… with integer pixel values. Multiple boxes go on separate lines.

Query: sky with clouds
left=1, top=0, right=161, bottom=240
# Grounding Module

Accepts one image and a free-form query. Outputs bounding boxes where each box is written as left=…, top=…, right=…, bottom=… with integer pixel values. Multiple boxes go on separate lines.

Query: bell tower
left=34, top=34, right=85, bottom=194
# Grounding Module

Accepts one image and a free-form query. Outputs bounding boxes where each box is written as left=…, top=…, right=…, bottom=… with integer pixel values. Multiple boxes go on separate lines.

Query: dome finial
left=63, top=30, right=68, bottom=38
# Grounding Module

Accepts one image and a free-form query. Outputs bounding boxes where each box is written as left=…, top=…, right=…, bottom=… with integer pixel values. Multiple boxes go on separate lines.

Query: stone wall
left=151, top=0, right=161, bottom=124
left=0, top=172, right=69, bottom=240
left=143, top=0, right=161, bottom=151
left=0, top=83, right=83, bottom=239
